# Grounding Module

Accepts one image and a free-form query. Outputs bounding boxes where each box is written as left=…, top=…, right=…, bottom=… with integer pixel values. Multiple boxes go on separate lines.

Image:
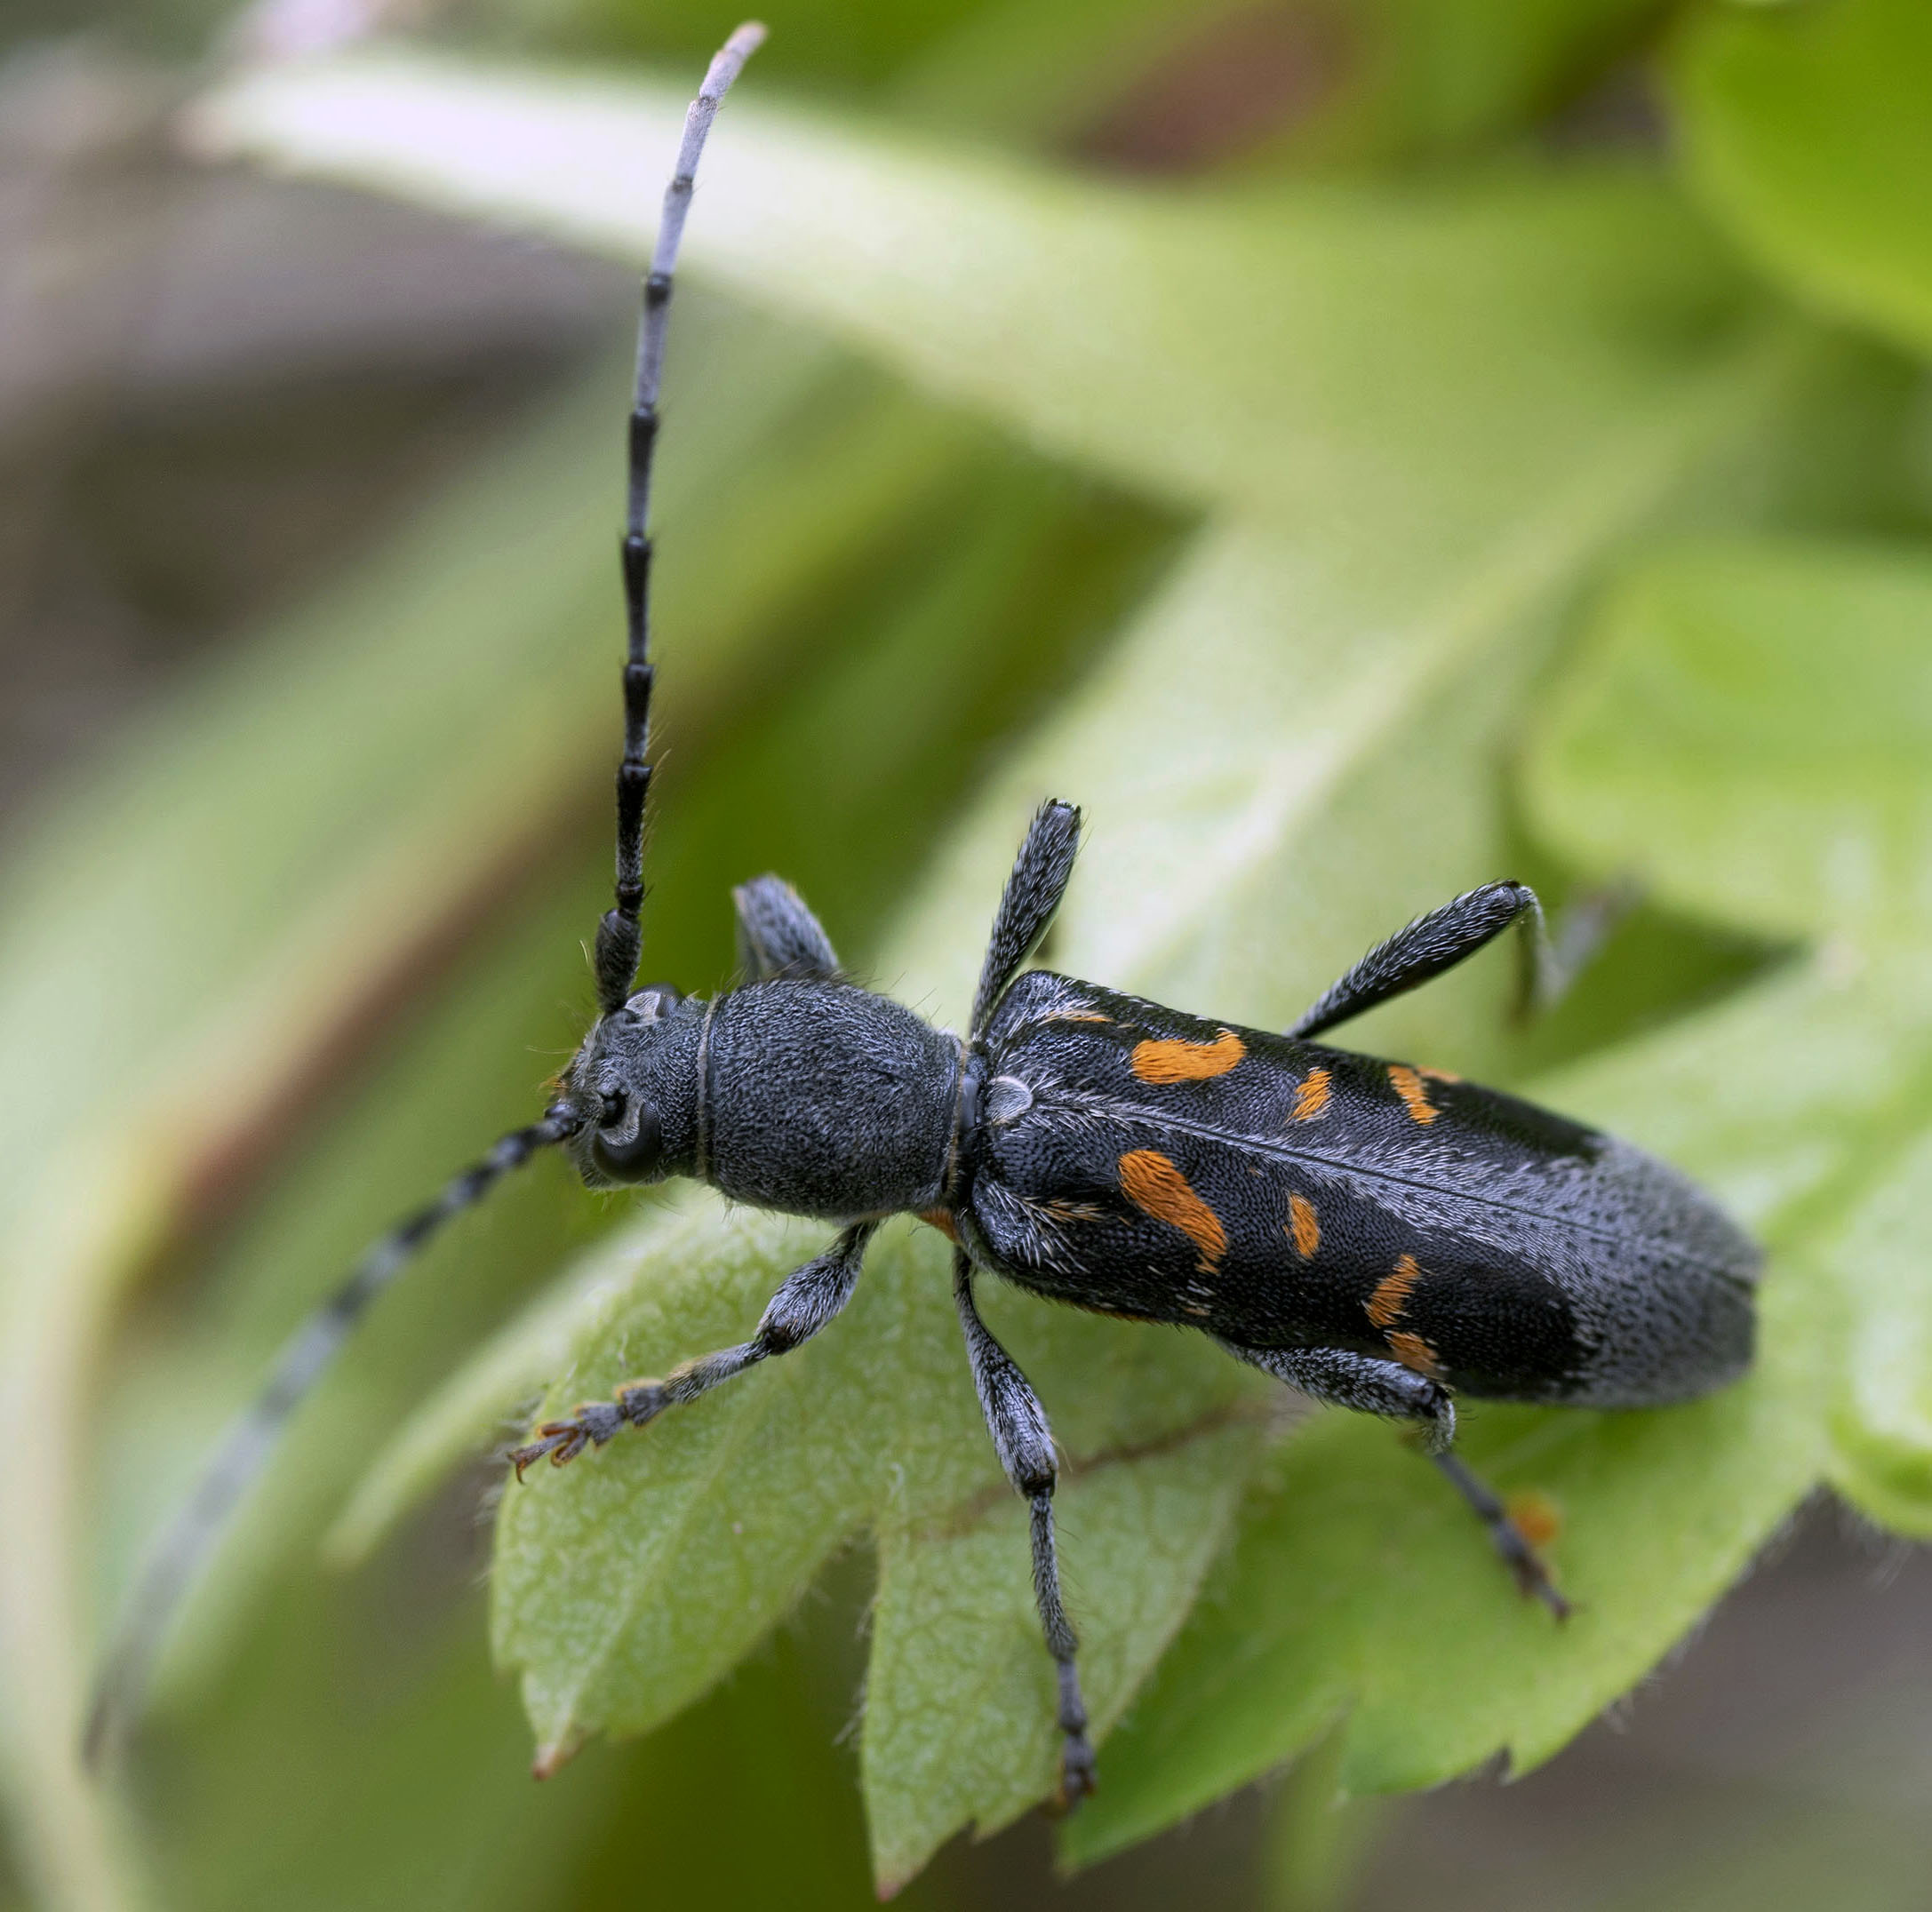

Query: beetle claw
left=1044, top=1734, right=1098, bottom=1816
left=510, top=1397, right=632, bottom=1479
left=1514, top=1556, right=1572, bottom=1621
left=510, top=1425, right=579, bottom=1480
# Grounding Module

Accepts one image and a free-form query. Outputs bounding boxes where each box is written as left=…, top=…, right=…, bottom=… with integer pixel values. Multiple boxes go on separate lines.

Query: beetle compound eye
left=592, top=1099, right=663, bottom=1181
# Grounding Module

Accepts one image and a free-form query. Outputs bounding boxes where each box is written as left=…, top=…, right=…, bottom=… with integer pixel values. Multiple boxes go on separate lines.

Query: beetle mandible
left=91, top=23, right=1759, bottom=1807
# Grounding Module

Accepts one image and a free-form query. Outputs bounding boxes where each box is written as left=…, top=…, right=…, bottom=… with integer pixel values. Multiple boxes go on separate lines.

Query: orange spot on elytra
left=1419, top=1065, right=1461, bottom=1084
left=1366, top=1253, right=1422, bottom=1330
left=1388, top=1064, right=1439, bottom=1125
left=1119, top=1149, right=1227, bottom=1269
left=1130, top=1029, right=1247, bottom=1083
left=1387, top=1329, right=1442, bottom=1379
left=1505, top=1490, right=1562, bottom=1551
left=918, top=1208, right=959, bottom=1243
left=1288, top=1194, right=1321, bottom=1260
left=1290, top=1067, right=1331, bottom=1121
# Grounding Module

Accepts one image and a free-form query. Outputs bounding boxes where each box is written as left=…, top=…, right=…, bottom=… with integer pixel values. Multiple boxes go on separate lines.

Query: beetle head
left=563, top=984, right=707, bottom=1188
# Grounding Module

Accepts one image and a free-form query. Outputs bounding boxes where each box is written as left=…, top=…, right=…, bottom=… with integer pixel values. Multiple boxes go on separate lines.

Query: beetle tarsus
left=1503, top=1541, right=1572, bottom=1621
left=616, top=1379, right=668, bottom=1427
left=1430, top=1448, right=1569, bottom=1620
left=1051, top=1732, right=1098, bottom=1813
left=508, top=1426, right=582, bottom=1479
left=510, top=1398, right=626, bottom=1478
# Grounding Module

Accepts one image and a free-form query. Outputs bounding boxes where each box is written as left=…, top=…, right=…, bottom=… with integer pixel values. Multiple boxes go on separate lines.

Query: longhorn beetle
left=90, top=23, right=1760, bottom=1806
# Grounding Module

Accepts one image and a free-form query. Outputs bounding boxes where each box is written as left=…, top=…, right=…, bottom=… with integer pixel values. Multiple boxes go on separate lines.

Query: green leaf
left=1086, top=1342, right=1822, bottom=1850
left=1527, top=536, right=1932, bottom=1535
left=488, top=1200, right=1261, bottom=1758
left=188, top=52, right=1767, bottom=532
left=1673, top=0, right=1932, bottom=360
left=1818, top=1099, right=1932, bottom=1534
left=865, top=1421, right=1263, bottom=1892
left=1530, top=537, right=1932, bottom=942
left=898, top=0, right=1667, bottom=164
left=494, top=1205, right=885, bottom=1767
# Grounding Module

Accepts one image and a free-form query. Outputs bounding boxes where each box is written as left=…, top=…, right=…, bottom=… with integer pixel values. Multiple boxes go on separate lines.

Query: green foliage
left=1534, top=538, right=1932, bottom=943
left=6, top=4, right=1932, bottom=1907
left=461, top=0, right=1666, bottom=166
left=1673, top=0, right=1932, bottom=359
left=1532, top=538, right=1932, bottom=1539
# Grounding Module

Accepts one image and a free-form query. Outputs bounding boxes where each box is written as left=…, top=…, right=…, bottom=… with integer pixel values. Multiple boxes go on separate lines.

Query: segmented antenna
left=85, top=27, right=765, bottom=1770
left=594, top=20, right=767, bottom=1013
left=84, top=1103, right=583, bottom=1769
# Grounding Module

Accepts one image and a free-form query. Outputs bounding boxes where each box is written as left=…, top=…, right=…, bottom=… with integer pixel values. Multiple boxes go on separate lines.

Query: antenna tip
left=700, top=20, right=766, bottom=97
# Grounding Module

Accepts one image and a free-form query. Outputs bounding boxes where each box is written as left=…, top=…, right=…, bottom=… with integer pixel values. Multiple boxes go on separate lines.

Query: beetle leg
left=1289, top=882, right=1545, bottom=1040
left=952, top=1248, right=1097, bottom=1811
left=1432, top=1449, right=1570, bottom=1620
left=970, top=800, right=1082, bottom=1035
left=731, top=873, right=841, bottom=980
left=1218, top=1341, right=1567, bottom=1619
left=1289, top=878, right=1633, bottom=1041
left=1221, top=1340, right=1455, bottom=1445
left=510, top=1220, right=876, bottom=1477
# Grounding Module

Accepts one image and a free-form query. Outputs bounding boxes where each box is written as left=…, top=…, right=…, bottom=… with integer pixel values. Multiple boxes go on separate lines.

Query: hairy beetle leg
left=952, top=1251, right=1101, bottom=1814
left=1218, top=1342, right=1569, bottom=1618
left=510, top=1224, right=881, bottom=1483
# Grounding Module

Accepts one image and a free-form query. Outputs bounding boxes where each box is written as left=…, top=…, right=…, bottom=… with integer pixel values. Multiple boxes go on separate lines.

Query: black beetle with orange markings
left=89, top=23, right=1757, bottom=1809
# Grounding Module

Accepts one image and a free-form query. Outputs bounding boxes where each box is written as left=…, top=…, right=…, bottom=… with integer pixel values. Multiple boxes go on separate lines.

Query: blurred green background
left=6, top=0, right=1932, bottom=1908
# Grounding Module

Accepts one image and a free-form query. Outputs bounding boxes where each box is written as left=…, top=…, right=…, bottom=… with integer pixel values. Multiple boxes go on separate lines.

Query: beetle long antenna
left=83, top=1101, right=584, bottom=1771
left=593, top=21, right=766, bottom=1013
